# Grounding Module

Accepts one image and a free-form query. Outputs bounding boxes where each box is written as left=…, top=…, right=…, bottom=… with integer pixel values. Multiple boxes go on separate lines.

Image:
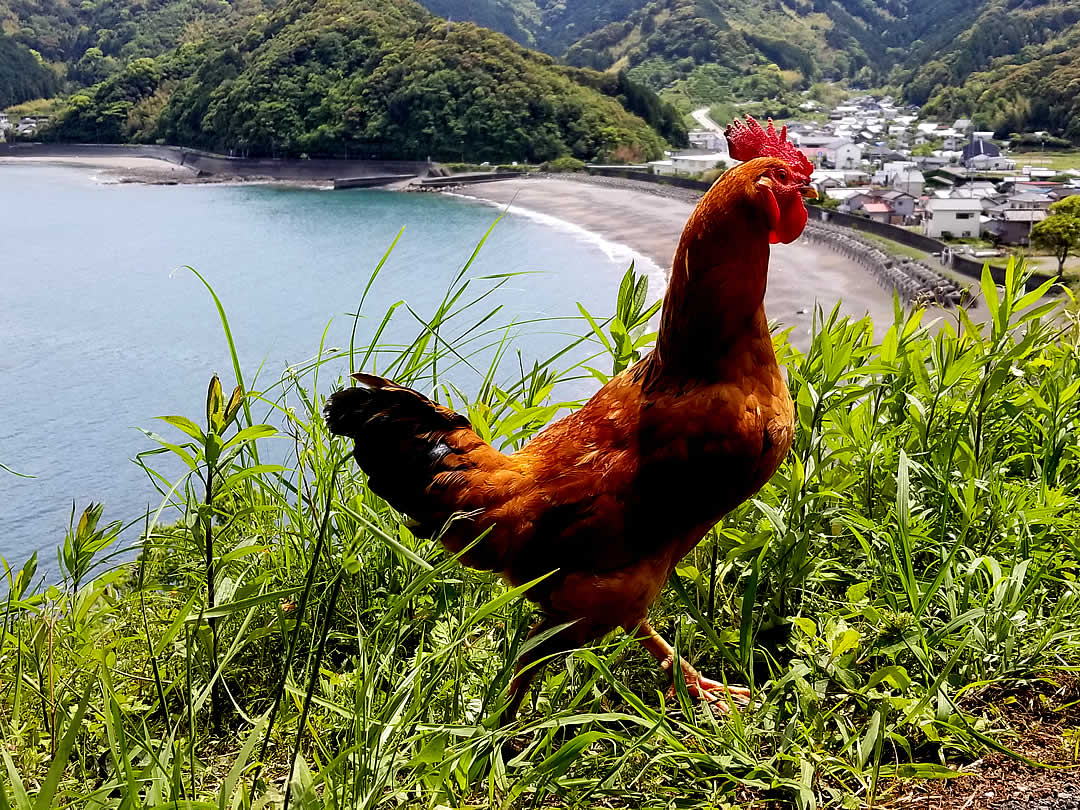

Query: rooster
left=324, top=116, right=816, bottom=723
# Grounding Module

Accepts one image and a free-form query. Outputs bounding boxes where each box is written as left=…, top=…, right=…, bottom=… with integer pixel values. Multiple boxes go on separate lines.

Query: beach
left=0, top=154, right=202, bottom=183
left=1, top=152, right=907, bottom=344
left=457, top=175, right=903, bottom=346
left=0, top=154, right=336, bottom=186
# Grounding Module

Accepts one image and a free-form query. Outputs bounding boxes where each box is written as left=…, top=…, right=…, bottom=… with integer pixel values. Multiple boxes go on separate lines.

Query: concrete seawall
left=0, top=142, right=431, bottom=181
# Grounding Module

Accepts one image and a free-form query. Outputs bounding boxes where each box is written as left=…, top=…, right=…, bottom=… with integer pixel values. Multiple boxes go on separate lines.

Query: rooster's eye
left=777, top=169, right=789, bottom=182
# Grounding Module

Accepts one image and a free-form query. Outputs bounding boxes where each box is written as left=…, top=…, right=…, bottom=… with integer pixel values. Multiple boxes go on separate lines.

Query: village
left=658, top=95, right=1080, bottom=259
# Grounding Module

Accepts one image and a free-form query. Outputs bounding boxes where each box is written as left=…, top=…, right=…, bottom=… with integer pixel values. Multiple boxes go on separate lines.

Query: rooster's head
left=725, top=115, right=816, bottom=245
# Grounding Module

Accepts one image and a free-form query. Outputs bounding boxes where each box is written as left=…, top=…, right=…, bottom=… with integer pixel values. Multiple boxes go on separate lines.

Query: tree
left=1031, top=196, right=1080, bottom=275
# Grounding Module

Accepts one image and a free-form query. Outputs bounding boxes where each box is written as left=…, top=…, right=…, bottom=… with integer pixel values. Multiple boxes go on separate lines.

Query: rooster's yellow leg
left=634, top=621, right=751, bottom=712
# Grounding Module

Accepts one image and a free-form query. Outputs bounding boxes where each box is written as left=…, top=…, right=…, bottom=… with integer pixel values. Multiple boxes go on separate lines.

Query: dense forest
left=0, top=33, right=57, bottom=106
left=422, top=0, right=992, bottom=95
left=44, top=0, right=677, bottom=162
left=418, top=0, right=647, bottom=55
left=0, top=0, right=268, bottom=66
left=910, top=0, right=1080, bottom=139
left=4, top=0, right=1080, bottom=146
left=423, top=0, right=1080, bottom=139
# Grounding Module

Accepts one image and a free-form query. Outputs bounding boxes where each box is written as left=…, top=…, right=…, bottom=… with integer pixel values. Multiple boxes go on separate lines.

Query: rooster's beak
left=800, top=185, right=818, bottom=200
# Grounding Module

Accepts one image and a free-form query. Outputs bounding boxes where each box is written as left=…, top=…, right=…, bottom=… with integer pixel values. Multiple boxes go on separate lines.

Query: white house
left=687, top=130, right=726, bottom=152
left=969, top=153, right=1016, bottom=171
left=831, top=140, right=863, bottom=169
left=941, top=131, right=965, bottom=151
left=962, top=139, right=1015, bottom=171
left=891, top=169, right=925, bottom=198
left=1022, top=167, right=1058, bottom=180
left=825, top=186, right=871, bottom=205
left=803, top=138, right=863, bottom=169
left=924, top=198, right=985, bottom=239
left=648, top=151, right=734, bottom=176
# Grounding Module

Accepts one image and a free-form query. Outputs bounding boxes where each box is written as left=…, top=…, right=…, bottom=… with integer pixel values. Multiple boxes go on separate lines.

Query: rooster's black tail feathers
left=323, top=373, right=475, bottom=538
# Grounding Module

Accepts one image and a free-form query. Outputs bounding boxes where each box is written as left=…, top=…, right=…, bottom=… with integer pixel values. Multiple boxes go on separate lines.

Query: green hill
left=417, top=0, right=648, bottom=55
left=904, top=1, right=1080, bottom=139
left=419, top=0, right=1080, bottom=142
left=8, top=0, right=1080, bottom=144
left=0, top=33, right=57, bottom=106
left=47, top=0, right=672, bottom=161
left=0, top=0, right=267, bottom=80
left=416, top=0, right=992, bottom=109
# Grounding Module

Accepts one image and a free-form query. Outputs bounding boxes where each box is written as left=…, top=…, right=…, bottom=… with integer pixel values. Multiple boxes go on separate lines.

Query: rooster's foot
left=661, top=657, right=751, bottom=714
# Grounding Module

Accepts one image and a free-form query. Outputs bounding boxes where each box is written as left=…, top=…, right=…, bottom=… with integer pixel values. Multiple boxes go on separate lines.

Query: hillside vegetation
left=422, top=0, right=1080, bottom=141
left=0, top=0, right=268, bottom=76
left=422, top=0, right=987, bottom=97
left=0, top=32, right=57, bottom=105
left=45, top=0, right=674, bottom=161
left=419, top=0, right=647, bottom=55
left=7, top=0, right=1080, bottom=145
left=2, top=252, right=1079, bottom=808
left=912, top=0, right=1080, bottom=139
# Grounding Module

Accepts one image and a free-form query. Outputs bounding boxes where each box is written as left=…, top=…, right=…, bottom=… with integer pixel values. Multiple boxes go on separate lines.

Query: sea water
left=0, top=164, right=657, bottom=573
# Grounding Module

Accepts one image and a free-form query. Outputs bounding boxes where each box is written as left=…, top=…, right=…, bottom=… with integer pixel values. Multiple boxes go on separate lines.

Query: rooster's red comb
left=725, top=114, right=813, bottom=176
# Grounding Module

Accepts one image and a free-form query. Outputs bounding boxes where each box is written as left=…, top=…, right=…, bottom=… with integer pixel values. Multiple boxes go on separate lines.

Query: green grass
left=854, top=231, right=935, bottom=263
left=1013, top=150, right=1080, bottom=172
left=2, top=234, right=1079, bottom=809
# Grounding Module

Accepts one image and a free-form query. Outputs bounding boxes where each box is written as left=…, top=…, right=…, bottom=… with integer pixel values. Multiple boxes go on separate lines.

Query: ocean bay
left=0, top=165, right=653, bottom=570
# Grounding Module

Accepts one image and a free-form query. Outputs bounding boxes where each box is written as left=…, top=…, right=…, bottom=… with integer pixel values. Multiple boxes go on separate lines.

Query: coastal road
left=454, top=176, right=905, bottom=350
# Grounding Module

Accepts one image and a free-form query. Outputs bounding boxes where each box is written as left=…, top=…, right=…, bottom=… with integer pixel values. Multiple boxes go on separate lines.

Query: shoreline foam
left=447, top=190, right=670, bottom=299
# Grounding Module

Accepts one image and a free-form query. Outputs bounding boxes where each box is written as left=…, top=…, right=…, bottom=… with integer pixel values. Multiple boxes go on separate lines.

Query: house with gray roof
left=924, top=198, right=984, bottom=239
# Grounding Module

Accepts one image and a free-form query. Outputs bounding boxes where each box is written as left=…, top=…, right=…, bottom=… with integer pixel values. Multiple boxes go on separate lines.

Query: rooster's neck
left=650, top=210, right=775, bottom=381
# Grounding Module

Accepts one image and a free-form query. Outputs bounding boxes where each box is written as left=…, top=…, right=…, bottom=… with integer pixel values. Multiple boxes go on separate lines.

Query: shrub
left=540, top=155, right=586, bottom=173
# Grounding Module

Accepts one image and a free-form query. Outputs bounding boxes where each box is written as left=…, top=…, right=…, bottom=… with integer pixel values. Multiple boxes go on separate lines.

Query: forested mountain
left=417, top=0, right=646, bottom=55
left=5, top=0, right=1079, bottom=146
left=420, top=0, right=1080, bottom=139
left=910, top=1, right=1080, bottom=139
left=420, top=0, right=988, bottom=92
left=0, top=0, right=268, bottom=73
left=46, top=0, right=674, bottom=161
left=0, top=33, right=57, bottom=106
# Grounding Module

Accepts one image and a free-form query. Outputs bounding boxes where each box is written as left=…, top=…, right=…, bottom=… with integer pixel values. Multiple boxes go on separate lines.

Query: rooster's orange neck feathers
left=650, top=170, right=773, bottom=382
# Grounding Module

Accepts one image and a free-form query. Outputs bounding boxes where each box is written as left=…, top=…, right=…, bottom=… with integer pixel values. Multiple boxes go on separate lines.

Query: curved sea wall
left=803, top=222, right=974, bottom=308
left=0, top=142, right=430, bottom=181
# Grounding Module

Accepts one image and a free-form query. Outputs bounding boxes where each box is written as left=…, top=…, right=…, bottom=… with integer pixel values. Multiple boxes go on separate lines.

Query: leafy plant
left=2, top=242, right=1078, bottom=809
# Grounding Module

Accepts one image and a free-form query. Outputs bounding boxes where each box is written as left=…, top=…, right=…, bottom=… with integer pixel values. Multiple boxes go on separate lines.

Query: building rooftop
left=995, top=209, right=1048, bottom=222
left=963, top=139, right=1002, bottom=160
left=926, top=198, right=985, bottom=211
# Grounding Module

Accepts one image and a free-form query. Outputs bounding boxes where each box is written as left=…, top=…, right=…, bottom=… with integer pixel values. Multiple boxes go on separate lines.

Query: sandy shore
left=0, top=154, right=332, bottom=187
left=455, top=176, right=903, bottom=347
left=0, top=155, right=201, bottom=183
